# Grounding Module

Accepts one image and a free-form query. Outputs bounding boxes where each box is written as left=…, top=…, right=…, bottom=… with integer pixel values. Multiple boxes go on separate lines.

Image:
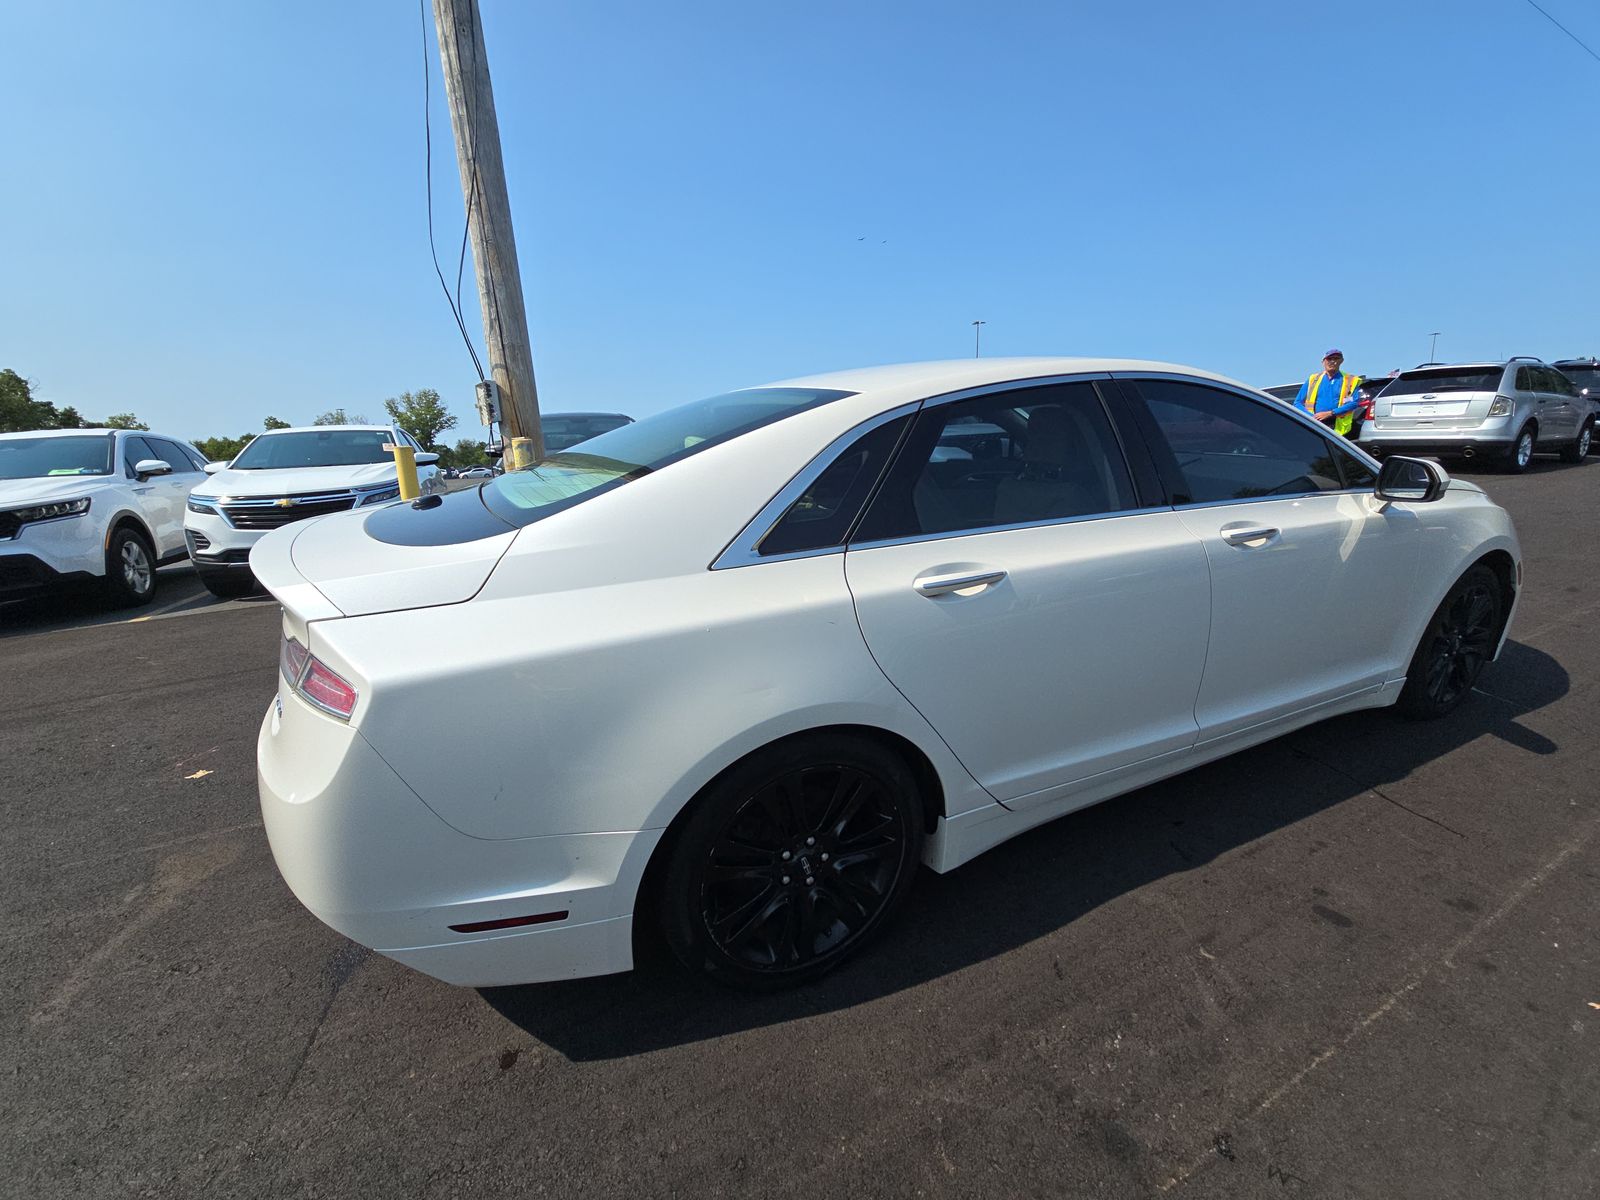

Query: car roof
left=0, top=427, right=191, bottom=442
left=254, top=424, right=398, bottom=435
left=763, top=357, right=1253, bottom=396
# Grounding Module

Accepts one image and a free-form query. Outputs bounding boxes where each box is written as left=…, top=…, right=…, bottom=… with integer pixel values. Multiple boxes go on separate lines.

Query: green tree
left=263, top=415, right=291, bottom=430
left=0, top=369, right=59, bottom=432
left=104, top=413, right=150, bottom=431
left=312, top=407, right=367, bottom=426
left=193, top=434, right=253, bottom=464
left=383, top=388, right=456, bottom=450
left=440, top=437, right=490, bottom=469
left=55, top=406, right=88, bottom=429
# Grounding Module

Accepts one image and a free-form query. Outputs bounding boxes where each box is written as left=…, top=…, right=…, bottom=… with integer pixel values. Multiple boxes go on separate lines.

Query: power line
left=1522, top=0, right=1600, bottom=65
left=420, top=0, right=486, bottom=380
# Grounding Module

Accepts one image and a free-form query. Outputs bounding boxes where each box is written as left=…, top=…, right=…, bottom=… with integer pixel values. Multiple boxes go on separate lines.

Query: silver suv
left=1360, top=358, right=1595, bottom=473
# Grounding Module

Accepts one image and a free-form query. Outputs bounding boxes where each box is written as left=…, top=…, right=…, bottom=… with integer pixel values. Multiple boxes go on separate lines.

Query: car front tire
left=103, top=526, right=157, bottom=607
left=660, top=733, right=925, bottom=990
left=1396, top=565, right=1501, bottom=721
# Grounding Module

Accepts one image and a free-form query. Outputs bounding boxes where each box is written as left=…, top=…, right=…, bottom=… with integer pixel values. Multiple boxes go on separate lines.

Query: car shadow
left=0, top=563, right=271, bottom=639
left=480, top=639, right=1566, bottom=1061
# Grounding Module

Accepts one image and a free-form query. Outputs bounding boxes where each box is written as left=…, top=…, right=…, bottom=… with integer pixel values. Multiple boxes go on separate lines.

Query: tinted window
left=1334, top=444, right=1377, bottom=489
left=758, top=415, right=909, bottom=556
left=542, top=415, right=633, bottom=453
left=123, top=436, right=160, bottom=474
left=1134, top=380, right=1343, bottom=503
left=1515, top=367, right=1533, bottom=391
left=1556, top=365, right=1600, bottom=392
left=1541, top=368, right=1577, bottom=397
left=150, top=438, right=198, bottom=471
left=484, top=388, right=852, bottom=530
left=855, top=382, right=1135, bottom=542
left=1384, top=366, right=1505, bottom=396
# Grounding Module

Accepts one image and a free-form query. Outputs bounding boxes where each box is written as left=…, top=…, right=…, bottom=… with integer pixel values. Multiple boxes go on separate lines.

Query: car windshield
left=0, top=434, right=114, bottom=479
left=1556, top=366, right=1599, bottom=392
left=1383, top=367, right=1505, bottom=396
left=230, top=429, right=398, bottom=469
left=483, top=387, right=852, bottom=528
left=541, top=415, right=633, bottom=453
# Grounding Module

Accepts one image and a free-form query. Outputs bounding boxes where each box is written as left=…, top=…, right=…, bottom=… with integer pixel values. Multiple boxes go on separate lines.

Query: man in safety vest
left=1294, top=348, right=1363, bottom=436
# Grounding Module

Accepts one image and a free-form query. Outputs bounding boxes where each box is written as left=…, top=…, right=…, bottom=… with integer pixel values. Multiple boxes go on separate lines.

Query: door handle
left=1220, top=525, right=1279, bottom=547
left=913, top=568, right=1007, bottom=597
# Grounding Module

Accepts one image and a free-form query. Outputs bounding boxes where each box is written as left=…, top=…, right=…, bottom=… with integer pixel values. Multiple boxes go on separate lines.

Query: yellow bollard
left=390, top=443, right=421, bottom=500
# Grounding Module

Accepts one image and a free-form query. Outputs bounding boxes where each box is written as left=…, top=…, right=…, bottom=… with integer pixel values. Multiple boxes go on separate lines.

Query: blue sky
left=2, top=1, right=1596, bottom=441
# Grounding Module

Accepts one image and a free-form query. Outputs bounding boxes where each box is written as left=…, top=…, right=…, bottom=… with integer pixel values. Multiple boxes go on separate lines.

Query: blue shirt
left=1293, top=370, right=1361, bottom=417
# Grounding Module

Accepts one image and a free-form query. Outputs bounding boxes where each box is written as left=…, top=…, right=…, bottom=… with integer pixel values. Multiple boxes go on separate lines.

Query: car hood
left=251, top=488, right=517, bottom=618
left=0, top=475, right=117, bottom=507
left=194, top=462, right=401, bottom=499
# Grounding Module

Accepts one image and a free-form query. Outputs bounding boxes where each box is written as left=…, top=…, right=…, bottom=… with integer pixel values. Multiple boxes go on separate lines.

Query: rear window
left=541, top=414, right=633, bottom=453
left=1383, top=367, right=1504, bottom=396
left=482, top=387, right=852, bottom=529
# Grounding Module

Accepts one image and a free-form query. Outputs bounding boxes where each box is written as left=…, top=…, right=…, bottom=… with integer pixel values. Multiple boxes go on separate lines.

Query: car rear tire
left=103, top=526, right=157, bottom=608
left=1396, top=565, right=1501, bottom=721
left=660, top=733, right=925, bottom=989
left=1503, top=424, right=1535, bottom=474
left=1559, top=419, right=1592, bottom=464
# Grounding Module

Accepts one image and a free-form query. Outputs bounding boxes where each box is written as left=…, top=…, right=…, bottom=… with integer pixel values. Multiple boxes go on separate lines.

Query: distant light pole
left=1428, top=331, right=1441, bottom=362
left=972, top=320, right=986, bottom=358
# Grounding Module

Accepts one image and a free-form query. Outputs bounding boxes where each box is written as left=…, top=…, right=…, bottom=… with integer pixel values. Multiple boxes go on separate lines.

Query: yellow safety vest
left=1306, top=371, right=1362, bottom=436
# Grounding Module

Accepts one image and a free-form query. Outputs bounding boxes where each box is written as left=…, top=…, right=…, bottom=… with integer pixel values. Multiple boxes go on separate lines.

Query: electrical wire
left=420, top=0, right=486, bottom=381
left=1522, top=0, right=1600, bottom=65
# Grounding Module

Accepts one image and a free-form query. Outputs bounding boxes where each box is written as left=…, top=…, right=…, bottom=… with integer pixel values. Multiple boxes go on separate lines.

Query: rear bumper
left=1359, top=435, right=1515, bottom=459
left=256, top=692, right=662, bottom=986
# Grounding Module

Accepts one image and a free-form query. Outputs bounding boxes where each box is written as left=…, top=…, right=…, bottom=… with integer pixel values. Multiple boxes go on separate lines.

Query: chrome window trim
left=846, top=503, right=1159, bottom=554
left=711, top=401, right=923, bottom=570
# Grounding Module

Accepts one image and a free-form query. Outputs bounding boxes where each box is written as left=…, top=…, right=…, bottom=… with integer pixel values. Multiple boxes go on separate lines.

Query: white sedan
left=253, top=359, right=1521, bottom=989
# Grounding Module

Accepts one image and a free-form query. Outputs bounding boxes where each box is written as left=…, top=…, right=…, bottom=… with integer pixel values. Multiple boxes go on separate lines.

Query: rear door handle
left=1220, top=524, right=1279, bottom=547
left=913, top=568, right=1007, bottom=597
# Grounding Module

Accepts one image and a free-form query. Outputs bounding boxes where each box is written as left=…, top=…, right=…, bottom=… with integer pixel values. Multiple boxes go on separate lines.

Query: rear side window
left=1131, top=380, right=1343, bottom=504
left=1384, top=366, right=1505, bottom=396
left=758, top=416, right=910, bottom=556
left=854, top=382, right=1136, bottom=542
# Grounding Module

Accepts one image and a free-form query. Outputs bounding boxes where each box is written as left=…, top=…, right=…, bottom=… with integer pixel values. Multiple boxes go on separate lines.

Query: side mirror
left=134, top=458, right=173, bottom=479
left=1375, top=455, right=1449, bottom=503
left=415, top=452, right=440, bottom=466
left=203, top=461, right=228, bottom=475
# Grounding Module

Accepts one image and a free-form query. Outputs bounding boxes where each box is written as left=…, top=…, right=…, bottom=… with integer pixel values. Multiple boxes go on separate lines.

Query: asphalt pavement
left=2, top=459, right=1597, bottom=1199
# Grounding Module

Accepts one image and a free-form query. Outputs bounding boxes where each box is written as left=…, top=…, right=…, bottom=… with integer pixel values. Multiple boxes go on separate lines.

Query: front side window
left=854, top=382, right=1136, bottom=542
left=1132, top=379, right=1343, bottom=504
left=231, top=429, right=396, bottom=470
left=0, top=434, right=114, bottom=480
left=483, top=387, right=852, bottom=530
left=123, top=436, right=160, bottom=474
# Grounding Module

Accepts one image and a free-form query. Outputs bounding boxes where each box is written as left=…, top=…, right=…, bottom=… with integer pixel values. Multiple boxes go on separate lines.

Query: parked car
left=254, top=358, right=1521, bottom=990
left=1552, top=357, right=1600, bottom=406
left=1262, top=374, right=1389, bottom=440
left=460, top=465, right=495, bottom=479
left=0, top=427, right=207, bottom=606
left=1360, top=358, right=1593, bottom=471
left=540, top=411, right=634, bottom=453
left=184, top=425, right=443, bottom=598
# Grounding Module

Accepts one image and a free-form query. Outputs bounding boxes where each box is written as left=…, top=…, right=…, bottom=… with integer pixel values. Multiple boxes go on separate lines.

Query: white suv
left=184, top=425, right=442, bottom=598
left=0, top=428, right=208, bottom=606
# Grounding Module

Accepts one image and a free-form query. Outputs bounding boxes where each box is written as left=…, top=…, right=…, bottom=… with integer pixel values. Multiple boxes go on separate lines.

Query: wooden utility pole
left=431, top=0, right=543, bottom=465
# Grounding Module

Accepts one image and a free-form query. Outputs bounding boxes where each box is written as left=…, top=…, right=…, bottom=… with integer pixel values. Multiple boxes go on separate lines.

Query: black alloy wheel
left=1397, top=565, right=1501, bottom=720
left=661, top=734, right=923, bottom=988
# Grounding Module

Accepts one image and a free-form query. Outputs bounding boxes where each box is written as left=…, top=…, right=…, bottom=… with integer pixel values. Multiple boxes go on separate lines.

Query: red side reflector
left=449, top=910, right=569, bottom=934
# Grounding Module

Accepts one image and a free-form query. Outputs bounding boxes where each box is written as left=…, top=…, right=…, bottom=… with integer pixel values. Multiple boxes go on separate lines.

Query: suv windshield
left=230, top=429, right=398, bottom=470
left=483, top=387, right=852, bottom=528
left=541, top=415, right=633, bottom=453
left=1555, top=364, right=1600, bottom=393
left=0, top=434, right=114, bottom=480
left=1382, top=366, right=1505, bottom=396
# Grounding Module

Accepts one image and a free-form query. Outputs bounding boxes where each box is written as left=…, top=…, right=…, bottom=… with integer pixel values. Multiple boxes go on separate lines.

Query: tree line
left=1, top=369, right=493, bottom=469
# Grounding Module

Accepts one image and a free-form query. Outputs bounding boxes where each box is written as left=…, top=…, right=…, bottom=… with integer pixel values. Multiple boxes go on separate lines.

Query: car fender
left=1389, top=496, right=1520, bottom=672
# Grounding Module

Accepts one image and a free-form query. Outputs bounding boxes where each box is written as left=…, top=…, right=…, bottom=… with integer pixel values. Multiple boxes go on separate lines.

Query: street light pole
left=1429, top=331, right=1441, bottom=362
left=972, top=320, right=986, bottom=358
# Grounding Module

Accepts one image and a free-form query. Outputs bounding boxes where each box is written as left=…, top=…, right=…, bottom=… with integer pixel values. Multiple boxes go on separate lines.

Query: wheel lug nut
left=781, top=851, right=791, bottom=860
left=820, top=853, right=830, bottom=862
left=806, top=837, right=815, bottom=846
left=781, top=876, right=791, bottom=885
left=805, top=877, right=814, bottom=886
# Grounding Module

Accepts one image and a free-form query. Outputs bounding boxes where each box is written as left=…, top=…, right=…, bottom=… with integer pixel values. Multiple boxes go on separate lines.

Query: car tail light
left=1488, top=396, right=1513, bottom=417
left=279, top=633, right=359, bottom=720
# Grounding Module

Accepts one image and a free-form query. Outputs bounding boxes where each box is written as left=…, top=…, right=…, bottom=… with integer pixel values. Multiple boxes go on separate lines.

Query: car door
left=1536, top=367, right=1578, bottom=441
left=121, top=435, right=183, bottom=555
left=146, top=438, right=206, bottom=555
left=1118, top=376, right=1420, bottom=746
left=842, top=378, right=1211, bottom=812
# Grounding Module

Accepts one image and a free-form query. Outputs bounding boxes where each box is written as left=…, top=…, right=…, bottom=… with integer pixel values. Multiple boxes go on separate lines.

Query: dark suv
left=1360, top=358, right=1593, bottom=472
